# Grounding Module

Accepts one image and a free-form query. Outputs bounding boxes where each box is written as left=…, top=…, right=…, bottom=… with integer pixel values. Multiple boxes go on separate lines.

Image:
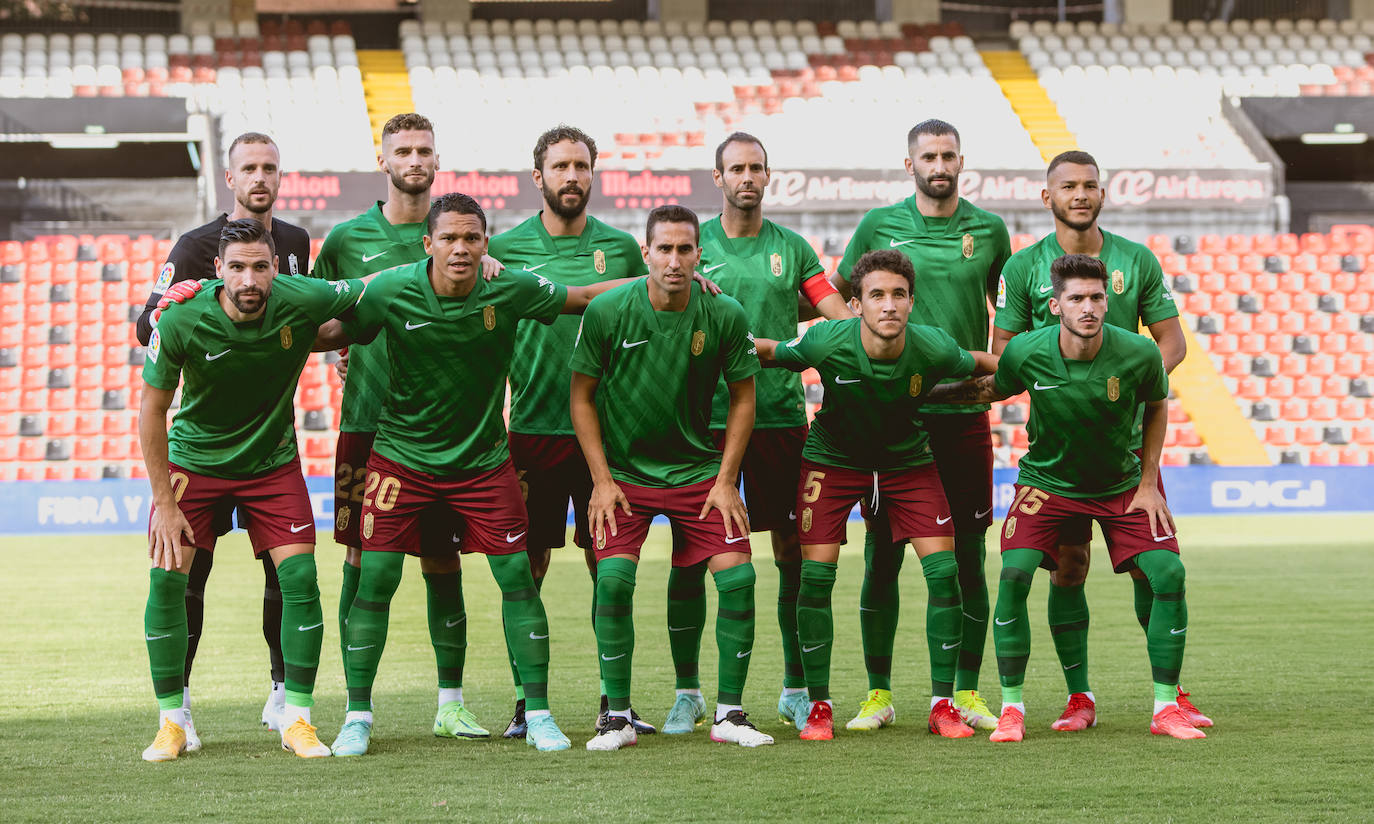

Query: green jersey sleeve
left=342, top=268, right=404, bottom=345
left=295, top=275, right=366, bottom=324
left=836, top=212, right=879, bottom=282
left=993, top=335, right=1029, bottom=397
left=718, top=296, right=761, bottom=384
left=569, top=297, right=610, bottom=378
left=1143, top=345, right=1169, bottom=402
left=993, top=252, right=1033, bottom=333
left=1135, top=250, right=1179, bottom=325
left=141, top=311, right=187, bottom=390
left=309, top=230, right=342, bottom=279
left=987, top=218, right=1013, bottom=298
left=510, top=269, right=569, bottom=324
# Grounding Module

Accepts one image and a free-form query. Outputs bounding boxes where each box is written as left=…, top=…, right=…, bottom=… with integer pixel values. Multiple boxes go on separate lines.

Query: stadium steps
left=357, top=50, right=415, bottom=151
left=980, top=50, right=1076, bottom=162
left=1161, top=321, right=1271, bottom=465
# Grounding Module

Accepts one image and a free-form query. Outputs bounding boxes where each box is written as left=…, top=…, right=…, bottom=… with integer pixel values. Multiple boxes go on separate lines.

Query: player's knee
left=712, top=560, right=755, bottom=594
left=1141, top=553, right=1185, bottom=594
left=357, top=554, right=405, bottom=601
left=274, top=554, right=319, bottom=602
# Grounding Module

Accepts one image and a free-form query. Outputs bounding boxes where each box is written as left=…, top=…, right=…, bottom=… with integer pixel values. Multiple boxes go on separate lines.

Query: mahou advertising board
left=223, top=167, right=1275, bottom=217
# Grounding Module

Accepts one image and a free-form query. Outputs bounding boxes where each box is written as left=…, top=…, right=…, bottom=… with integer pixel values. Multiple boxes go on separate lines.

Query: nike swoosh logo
left=723, top=534, right=749, bottom=544
left=974, top=508, right=992, bottom=519
left=405, top=320, right=432, bottom=330
left=941, top=642, right=959, bottom=650
left=346, top=644, right=375, bottom=651
left=1064, top=662, right=1081, bottom=670
left=601, top=652, right=626, bottom=661
left=1039, top=284, right=1052, bottom=293
left=1033, top=381, right=1060, bottom=390
left=525, top=262, right=549, bottom=273
left=801, top=643, right=826, bottom=653
left=889, top=239, right=916, bottom=247
left=445, top=616, right=465, bottom=627
left=936, top=515, right=952, bottom=525
left=834, top=376, right=861, bottom=385
left=145, top=633, right=171, bottom=641
left=622, top=339, right=649, bottom=349
left=994, top=617, right=1017, bottom=626
left=703, top=263, right=727, bottom=274
left=859, top=606, right=878, bottom=613
left=205, top=350, right=230, bottom=361
left=1154, top=535, right=1174, bottom=542
left=962, top=612, right=985, bottom=622
left=668, top=625, right=696, bottom=632
left=451, top=534, right=461, bottom=543
left=529, top=632, right=549, bottom=640
left=289, top=523, right=309, bottom=533
left=1170, top=627, right=1187, bottom=635
left=297, top=622, right=323, bottom=632
left=736, top=650, right=752, bottom=658
left=362, top=251, right=386, bottom=263
left=505, top=531, right=526, bottom=543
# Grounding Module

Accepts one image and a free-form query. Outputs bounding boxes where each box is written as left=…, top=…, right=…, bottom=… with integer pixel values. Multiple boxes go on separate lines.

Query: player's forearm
left=1138, top=399, right=1167, bottom=489
left=1149, top=318, right=1187, bottom=374
left=990, top=326, right=1017, bottom=357
left=813, top=292, right=853, bottom=322
left=970, top=351, right=1000, bottom=376
left=139, top=386, right=176, bottom=506
left=313, top=320, right=353, bottom=351
left=716, top=378, right=755, bottom=485
left=563, top=277, right=639, bottom=313
left=570, top=374, right=615, bottom=485
left=923, top=373, right=1009, bottom=404
left=827, top=270, right=852, bottom=302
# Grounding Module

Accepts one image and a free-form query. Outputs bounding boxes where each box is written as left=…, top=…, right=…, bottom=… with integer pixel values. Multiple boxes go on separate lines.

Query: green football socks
left=488, top=552, right=551, bottom=712
left=952, top=532, right=989, bottom=692
left=594, top=558, right=637, bottom=712
left=797, top=559, right=837, bottom=702
left=1048, top=580, right=1092, bottom=694
left=344, top=552, right=404, bottom=712
left=275, top=553, right=322, bottom=709
left=1135, top=549, right=1188, bottom=688
left=338, top=560, right=360, bottom=666
left=667, top=562, right=707, bottom=690
left=859, top=518, right=905, bottom=691
left=712, top=563, right=756, bottom=706
left=920, top=550, right=962, bottom=697
left=993, top=548, right=1042, bottom=700
left=424, top=570, right=466, bottom=690
left=146, top=567, right=189, bottom=710
left=775, top=559, right=805, bottom=690
left=1132, top=575, right=1154, bottom=632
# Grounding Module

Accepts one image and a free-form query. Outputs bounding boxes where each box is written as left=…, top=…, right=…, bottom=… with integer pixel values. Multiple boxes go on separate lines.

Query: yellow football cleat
left=141, top=718, right=187, bottom=762
left=281, top=717, right=332, bottom=758
left=845, top=688, right=896, bottom=731
left=953, top=689, right=999, bottom=731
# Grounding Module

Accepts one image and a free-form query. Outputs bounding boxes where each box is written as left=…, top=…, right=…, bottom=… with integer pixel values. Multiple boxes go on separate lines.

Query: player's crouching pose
left=755, top=249, right=998, bottom=741
left=139, top=219, right=365, bottom=761
left=925, top=254, right=1204, bottom=742
left=571, top=205, right=773, bottom=751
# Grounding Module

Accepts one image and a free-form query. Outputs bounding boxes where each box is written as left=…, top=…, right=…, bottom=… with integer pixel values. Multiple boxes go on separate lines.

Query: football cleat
left=433, top=701, right=490, bottom=739
left=989, top=707, right=1025, bottom=742
left=1051, top=693, right=1097, bottom=731
left=141, top=718, right=187, bottom=762
left=952, top=689, right=998, bottom=731
left=777, top=691, right=812, bottom=727
left=525, top=715, right=571, bottom=752
left=593, top=694, right=609, bottom=734
left=261, top=689, right=285, bottom=732
left=281, top=717, right=332, bottom=758
left=330, top=719, right=372, bottom=757
left=1151, top=705, right=1206, bottom=740
left=798, top=702, right=834, bottom=741
left=1176, top=688, right=1213, bottom=728
left=662, top=693, right=707, bottom=735
left=182, top=708, right=202, bottom=752
left=629, top=708, right=657, bottom=735
left=503, top=699, right=527, bottom=739
left=709, top=710, right=774, bottom=747
left=928, top=699, right=975, bottom=738
left=845, top=688, right=896, bottom=730
left=585, top=715, right=637, bottom=751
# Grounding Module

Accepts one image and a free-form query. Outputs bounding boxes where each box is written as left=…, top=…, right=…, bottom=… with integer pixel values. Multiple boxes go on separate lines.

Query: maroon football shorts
left=923, top=411, right=994, bottom=533
left=153, top=457, right=315, bottom=556
left=334, top=431, right=461, bottom=557
left=593, top=476, right=752, bottom=567
left=361, top=452, right=528, bottom=557
left=509, top=432, right=592, bottom=551
left=710, top=425, right=806, bottom=533
left=796, top=459, right=953, bottom=545
left=1057, top=447, right=1164, bottom=546
left=1000, top=483, right=1180, bottom=572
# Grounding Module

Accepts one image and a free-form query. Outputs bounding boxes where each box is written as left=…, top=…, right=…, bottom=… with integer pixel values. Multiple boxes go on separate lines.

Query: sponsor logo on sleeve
left=995, top=274, right=1006, bottom=308
left=147, top=329, right=161, bottom=363
left=154, top=262, right=174, bottom=293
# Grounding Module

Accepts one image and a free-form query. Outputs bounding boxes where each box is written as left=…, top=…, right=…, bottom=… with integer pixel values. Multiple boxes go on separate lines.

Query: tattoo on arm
left=924, top=374, right=1006, bottom=404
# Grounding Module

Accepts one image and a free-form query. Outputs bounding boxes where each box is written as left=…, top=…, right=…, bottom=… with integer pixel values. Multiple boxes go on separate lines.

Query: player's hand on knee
left=1127, top=484, right=1175, bottom=540
left=701, top=480, right=750, bottom=539
left=156, top=278, right=206, bottom=309
left=334, top=347, right=349, bottom=381
left=149, top=507, right=195, bottom=571
left=589, top=481, right=631, bottom=544
left=480, top=254, right=505, bottom=281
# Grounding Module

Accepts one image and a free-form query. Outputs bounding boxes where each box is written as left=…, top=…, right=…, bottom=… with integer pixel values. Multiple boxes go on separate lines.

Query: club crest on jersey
left=154, top=262, right=174, bottom=293
left=1004, top=515, right=1017, bottom=539
left=1107, top=376, right=1120, bottom=401
left=770, top=253, right=783, bottom=277
left=962, top=233, right=974, bottom=259
left=691, top=330, right=705, bottom=356
left=800, top=507, right=812, bottom=533
left=336, top=505, right=351, bottom=533
left=594, top=248, right=606, bottom=275
left=1111, top=269, right=1125, bottom=294
left=363, top=512, right=374, bottom=540
left=288, top=253, right=300, bottom=275
left=483, top=305, right=496, bottom=330
left=280, top=325, right=293, bottom=349
left=909, top=374, right=923, bottom=396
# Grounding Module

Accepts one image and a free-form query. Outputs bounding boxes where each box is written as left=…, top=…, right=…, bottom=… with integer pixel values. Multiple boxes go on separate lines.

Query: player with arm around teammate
left=756, top=249, right=997, bottom=741
left=138, top=219, right=365, bottom=761
left=927, top=253, right=1203, bottom=742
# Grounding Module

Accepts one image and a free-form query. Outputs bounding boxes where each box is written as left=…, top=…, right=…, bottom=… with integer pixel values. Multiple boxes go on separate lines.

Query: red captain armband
left=800, top=272, right=840, bottom=308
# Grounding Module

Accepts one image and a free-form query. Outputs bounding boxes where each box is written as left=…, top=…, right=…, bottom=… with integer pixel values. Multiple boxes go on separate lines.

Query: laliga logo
left=1210, top=480, right=1326, bottom=509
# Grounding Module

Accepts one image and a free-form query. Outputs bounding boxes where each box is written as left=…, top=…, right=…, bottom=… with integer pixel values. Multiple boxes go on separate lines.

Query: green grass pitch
left=1, top=514, right=1371, bottom=823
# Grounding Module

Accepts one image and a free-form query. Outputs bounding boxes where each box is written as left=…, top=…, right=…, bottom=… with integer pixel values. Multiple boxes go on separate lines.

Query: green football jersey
left=490, top=213, right=646, bottom=436
left=311, top=202, right=428, bottom=433
left=773, top=318, right=976, bottom=472
left=993, top=229, right=1178, bottom=334
left=993, top=229, right=1179, bottom=450
left=143, top=275, right=365, bottom=479
left=570, top=279, right=759, bottom=488
left=994, top=324, right=1168, bottom=499
left=342, top=260, right=568, bottom=475
left=698, top=215, right=825, bottom=430
left=837, top=196, right=1011, bottom=414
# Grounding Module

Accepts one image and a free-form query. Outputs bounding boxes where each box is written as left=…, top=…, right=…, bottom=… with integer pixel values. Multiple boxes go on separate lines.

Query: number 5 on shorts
left=801, top=470, right=826, bottom=504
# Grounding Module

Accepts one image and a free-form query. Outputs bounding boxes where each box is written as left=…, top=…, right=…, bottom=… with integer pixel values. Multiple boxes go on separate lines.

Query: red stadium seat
left=1337, top=446, right=1365, bottom=465
left=1348, top=292, right=1371, bottom=312
left=1236, top=376, right=1265, bottom=399
left=0, top=369, right=18, bottom=391
left=1267, top=376, right=1295, bottom=398
left=1295, top=376, right=1323, bottom=399
left=0, top=389, right=18, bottom=412
left=1224, top=313, right=1252, bottom=334
left=1221, top=354, right=1249, bottom=376
left=1184, top=293, right=1211, bottom=315
left=1308, top=398, right=1337, bottom=421
left=1323, top=376, right=1349, bottom=398
left=1225, top=234, right=1252, bottom=253
left=18, top=438, right=43, bottom=460
left=1307, top=353, right=1335, bottom=376
left=44, top=465, right=74, bottom=481
left=1224, top=273, right=1252, bottom=293
left=1308, top=446, right=1336, bottom=465
left=1294, top=425, right=1323, bottom=446
left=102, top=438, right=129, bottom=460
left=1175, top=427, right=1202, bottom=448
left=1352, top=425, right=1374, bottom=445
left=1197, top=272, right=1225, bottom=292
